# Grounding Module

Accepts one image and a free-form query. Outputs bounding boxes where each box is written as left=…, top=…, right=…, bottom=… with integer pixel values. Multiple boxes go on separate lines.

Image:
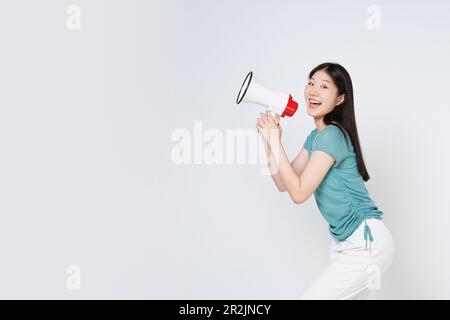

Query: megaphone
left=236, top=71, right=299, bottom=117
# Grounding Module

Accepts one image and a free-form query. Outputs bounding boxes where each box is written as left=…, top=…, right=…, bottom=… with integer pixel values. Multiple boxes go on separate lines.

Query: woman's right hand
left=274, top=113, right=282, bottom=140
left=256, top=111, right=283, bottom=154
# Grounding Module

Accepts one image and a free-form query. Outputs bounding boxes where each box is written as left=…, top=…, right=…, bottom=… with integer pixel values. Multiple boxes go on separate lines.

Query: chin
left=306, top=108, right=322, bottom=117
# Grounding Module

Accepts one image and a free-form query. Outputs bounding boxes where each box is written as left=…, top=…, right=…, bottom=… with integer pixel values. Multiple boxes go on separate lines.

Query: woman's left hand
left=256, top=111, right=282, bottom=147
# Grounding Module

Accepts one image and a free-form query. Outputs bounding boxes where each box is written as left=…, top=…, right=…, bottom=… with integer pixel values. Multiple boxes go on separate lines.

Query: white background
left=0, top=0, right=449, bottom=299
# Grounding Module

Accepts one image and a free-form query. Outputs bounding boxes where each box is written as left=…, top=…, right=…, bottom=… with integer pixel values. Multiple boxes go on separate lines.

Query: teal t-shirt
left=303, top=124, right=383, bottom=241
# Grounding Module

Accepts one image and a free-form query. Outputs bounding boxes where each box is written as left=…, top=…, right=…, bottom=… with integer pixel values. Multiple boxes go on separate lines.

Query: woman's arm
left=262, top=140, right=288, bottom=192
left=257, top=111, right=334, bottom=204
left=269, top=141, right=304, bottom=201
left=270, top=140, right=335, bottom=204
left=259, top=113, right=299, bottom=193
left=265, top=143, right=310, bottom=192
left=257, top=113, right=311, bottom=193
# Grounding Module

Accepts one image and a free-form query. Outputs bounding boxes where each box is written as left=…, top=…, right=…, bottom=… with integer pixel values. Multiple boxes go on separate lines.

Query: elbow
left=291, top=194, right=305, bottom=205
left=290, top=190, right=308, bottom=204
left=285, top=184, right=307, bottom=204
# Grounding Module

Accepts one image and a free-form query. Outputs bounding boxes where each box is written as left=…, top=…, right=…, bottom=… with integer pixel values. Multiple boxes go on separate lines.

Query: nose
left=307, top=84, right=318, bottom=95
left=310, top=87, right=319, bottom=97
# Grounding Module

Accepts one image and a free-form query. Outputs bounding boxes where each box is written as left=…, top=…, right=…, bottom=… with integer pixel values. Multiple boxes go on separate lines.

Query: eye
left=308, top=82, right=313, bottom=86
left=321, top=85, right=328, bottom=89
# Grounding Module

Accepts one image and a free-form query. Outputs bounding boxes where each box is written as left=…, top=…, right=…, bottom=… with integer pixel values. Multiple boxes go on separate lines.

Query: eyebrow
left=310, top=77, right=331, bottom=83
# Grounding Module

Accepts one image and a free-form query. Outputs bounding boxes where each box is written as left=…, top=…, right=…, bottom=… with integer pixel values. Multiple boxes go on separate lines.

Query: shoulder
left=321, top=124, right=345, bottom=136
left=316, top=124, right=347, bottom=144
left=307, top=128, right=318, bottom=138
left=312, top=124, right=350, bottom=164
left=303, top=128, right=317, bottom=152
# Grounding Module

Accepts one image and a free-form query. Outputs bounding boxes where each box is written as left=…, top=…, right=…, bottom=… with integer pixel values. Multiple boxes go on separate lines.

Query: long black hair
left=308, top=62, right=370, bottom=181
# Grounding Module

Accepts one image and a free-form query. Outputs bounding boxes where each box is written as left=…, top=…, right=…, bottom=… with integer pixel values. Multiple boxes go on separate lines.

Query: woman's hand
left=256, top=111, right=282, bottom=148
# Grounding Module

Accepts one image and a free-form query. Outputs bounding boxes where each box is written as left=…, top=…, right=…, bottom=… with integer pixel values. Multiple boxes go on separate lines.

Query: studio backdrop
left=0, top=0, right=449, bottom=299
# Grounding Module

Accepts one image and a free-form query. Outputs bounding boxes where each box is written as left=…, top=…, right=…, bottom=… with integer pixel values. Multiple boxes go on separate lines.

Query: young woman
left=256, top=62, right=394, bottom=299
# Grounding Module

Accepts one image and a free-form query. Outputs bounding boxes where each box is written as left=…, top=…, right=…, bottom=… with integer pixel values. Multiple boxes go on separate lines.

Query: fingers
left=274, top=113, right=281, bottom=125
left=256, top=113, right=267, bottom=130
left=256, top=113, right=265, bottom=131
left=265, top=111, right=277, bottom=125
left=256, top=123, right=267, bottom=137
left=260, top=112, right=269, bottom=124
left=256, top=111, right=280, bottom=131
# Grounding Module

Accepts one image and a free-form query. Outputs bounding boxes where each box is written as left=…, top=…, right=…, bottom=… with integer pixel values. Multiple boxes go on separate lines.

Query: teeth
left=309, top=99, right=321, bottom=103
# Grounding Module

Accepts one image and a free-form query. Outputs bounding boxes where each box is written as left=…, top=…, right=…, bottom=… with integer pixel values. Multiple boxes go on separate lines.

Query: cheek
left=304, top=86, right=310, bottom=97
left=323, top=92, right=336, bottom=105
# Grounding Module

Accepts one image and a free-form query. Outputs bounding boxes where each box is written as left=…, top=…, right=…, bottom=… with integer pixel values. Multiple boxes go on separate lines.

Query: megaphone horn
left=236, top=71, right=299, bottom=117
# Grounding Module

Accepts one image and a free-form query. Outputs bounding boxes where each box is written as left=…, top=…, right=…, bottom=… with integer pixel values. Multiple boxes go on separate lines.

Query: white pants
left=301, top=218, right=395, bottom=300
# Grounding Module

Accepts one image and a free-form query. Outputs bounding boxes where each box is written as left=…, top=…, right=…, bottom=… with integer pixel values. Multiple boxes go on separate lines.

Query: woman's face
left=304, top=69, right=345, bottom=118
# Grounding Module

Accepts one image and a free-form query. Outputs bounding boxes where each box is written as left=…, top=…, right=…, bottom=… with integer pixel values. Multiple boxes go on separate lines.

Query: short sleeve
left=303, top=130, right=316, bottom=153
left=312, top=125, right=349, bottom=166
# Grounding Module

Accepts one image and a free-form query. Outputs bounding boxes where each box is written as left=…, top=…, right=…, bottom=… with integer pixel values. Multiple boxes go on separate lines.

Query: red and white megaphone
left=236, top=71, right=299, bottom=117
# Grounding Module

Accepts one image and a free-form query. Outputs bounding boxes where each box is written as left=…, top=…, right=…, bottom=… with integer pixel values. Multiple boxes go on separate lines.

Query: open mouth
left=309, top=99, right=322, bottom=109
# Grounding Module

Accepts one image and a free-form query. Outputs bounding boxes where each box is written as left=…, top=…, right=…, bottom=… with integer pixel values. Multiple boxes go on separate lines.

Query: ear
left=336, top=94, right=345, bottom=107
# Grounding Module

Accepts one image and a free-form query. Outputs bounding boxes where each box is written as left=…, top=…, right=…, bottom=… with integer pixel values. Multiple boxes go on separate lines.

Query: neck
left=315, top=117, right=339, bottom=133
left=314, top=117, right=327, bottom=132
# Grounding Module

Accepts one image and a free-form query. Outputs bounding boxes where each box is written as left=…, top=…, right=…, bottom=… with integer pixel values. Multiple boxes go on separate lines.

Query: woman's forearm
left=269, top=140, right=302, bottom=202
left=264, top=142, right=288, bottom=192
